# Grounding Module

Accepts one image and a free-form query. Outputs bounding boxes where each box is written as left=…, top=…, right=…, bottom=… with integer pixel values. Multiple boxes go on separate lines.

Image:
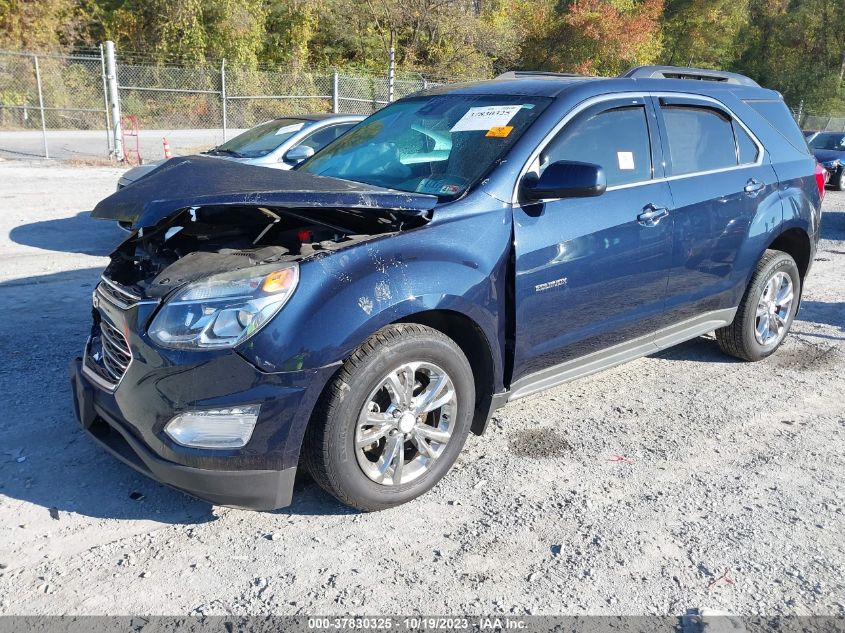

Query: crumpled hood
left=812, top=149, right=845, bottom=164
left=93, top=155, right=438, bottom=228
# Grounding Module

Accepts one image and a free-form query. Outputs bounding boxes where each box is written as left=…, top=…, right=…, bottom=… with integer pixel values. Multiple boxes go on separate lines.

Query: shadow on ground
left=8, top=210, right=126, bottom=256
left=821, top=209, right=845, bottom=241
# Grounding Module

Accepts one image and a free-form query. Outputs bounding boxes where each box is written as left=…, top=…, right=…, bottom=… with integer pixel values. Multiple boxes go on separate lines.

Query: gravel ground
left=0, top=161, right=843, bottom=616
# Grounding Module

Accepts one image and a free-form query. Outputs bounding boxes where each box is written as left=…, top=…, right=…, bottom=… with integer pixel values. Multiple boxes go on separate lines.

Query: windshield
left=209, top=118, right=308, bottom=158
left=808, top=132, right=845, bottom=151
left=298, top=94, right=551, bottom=198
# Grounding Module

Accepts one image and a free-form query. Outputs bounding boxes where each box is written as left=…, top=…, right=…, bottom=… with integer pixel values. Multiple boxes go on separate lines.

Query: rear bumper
left=71, top=357, right=297, bottom=510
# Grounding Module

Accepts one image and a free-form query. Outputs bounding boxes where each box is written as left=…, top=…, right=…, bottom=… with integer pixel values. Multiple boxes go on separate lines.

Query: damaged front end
left=72, top=157, right=439, bottom=510
left=92, top=156, right=437, bottom=354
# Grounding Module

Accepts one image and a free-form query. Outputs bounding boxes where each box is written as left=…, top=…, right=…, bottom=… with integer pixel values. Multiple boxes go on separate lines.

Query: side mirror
left=522, top=160, right=607, bottom=200
left=284, top=145, right=315, bottom=165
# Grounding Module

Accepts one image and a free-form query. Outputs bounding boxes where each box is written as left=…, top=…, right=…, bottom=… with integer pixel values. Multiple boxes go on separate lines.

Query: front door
left=512, top=96, right=674, bottom=382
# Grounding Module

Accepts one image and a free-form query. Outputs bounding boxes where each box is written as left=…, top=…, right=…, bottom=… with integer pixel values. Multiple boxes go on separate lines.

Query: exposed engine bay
left=103, top=204, right=425, bottom=297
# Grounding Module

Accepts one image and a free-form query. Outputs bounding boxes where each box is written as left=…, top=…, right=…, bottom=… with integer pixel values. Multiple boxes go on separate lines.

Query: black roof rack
left=495, top=70, right=589, bottom=80
left=621, top=65, right=759, bottom=87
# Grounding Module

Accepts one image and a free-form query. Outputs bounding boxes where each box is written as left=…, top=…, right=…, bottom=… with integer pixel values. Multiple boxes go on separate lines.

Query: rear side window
left=744, top=100, right=810, bottom=154
left=735, top=123, right=759, bottom=164
left=541, top=106, right=652, bottom=187
left=662, top=106, right=737, bottom=175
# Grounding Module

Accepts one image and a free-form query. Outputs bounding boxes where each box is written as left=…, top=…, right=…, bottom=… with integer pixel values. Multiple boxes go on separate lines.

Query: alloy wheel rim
left=755, top=271, right=794, bottom=346
left=355, top=361, right=457, bottom=486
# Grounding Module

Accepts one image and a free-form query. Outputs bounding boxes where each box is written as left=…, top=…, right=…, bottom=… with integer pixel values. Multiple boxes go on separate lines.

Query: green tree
left=0, top=0, right=78, bottom=50
left=661, top=0, right=749, bottom=68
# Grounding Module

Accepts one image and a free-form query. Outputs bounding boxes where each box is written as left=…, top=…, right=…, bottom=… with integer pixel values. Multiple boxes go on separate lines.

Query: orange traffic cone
left=162, top=137, right=172, bottom=159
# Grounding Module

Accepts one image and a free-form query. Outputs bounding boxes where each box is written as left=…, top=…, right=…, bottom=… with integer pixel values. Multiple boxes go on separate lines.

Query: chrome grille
left=84, top=318, right=132, bottom=390
left=100, top=320, right=132, bottom=380
left=96, top=277, right=142, bottom=309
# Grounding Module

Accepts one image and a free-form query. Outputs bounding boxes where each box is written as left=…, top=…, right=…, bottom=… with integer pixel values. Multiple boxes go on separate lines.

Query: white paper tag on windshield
left=275, top=122, right=305, bottom=135
left=617, top=151, right=635, bottom=170
left=451, top=105, right=522, bottom=132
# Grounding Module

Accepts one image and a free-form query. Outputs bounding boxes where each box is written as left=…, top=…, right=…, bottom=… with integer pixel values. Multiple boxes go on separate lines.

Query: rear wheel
left=303, top=323, right=475, bottom=511
left=716, top=250, right=800, bottom=361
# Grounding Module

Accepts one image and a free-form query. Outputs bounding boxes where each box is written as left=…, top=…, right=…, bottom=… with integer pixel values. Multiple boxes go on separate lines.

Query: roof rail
left=621, top=65, right=759, bottom=87
left=495, top=70, right=588, bottom=80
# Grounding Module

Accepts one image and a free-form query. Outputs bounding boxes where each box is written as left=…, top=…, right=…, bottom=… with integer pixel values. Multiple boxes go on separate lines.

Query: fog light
left=164, top=405, right=260, bottom=449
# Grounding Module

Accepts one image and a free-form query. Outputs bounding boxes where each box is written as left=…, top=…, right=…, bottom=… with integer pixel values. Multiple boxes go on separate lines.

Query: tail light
left=815, top=163, right=826, bottom=202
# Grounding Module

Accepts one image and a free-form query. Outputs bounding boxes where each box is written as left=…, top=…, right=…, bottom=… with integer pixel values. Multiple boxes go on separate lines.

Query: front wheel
left=716, top=250, right=800, bottom=361
left=303, top=323, right=475, bottom=511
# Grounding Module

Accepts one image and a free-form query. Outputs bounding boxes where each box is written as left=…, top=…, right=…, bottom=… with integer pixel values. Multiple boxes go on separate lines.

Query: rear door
left=654, top=95, right=781, bottom=324
left=512, top=96, right=674, bottom=381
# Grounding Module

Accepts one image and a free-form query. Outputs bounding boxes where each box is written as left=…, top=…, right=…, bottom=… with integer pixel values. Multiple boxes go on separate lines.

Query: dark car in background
left=806, top=131, right=845, bottom=190
left=73, top=65, right=823, bottom=512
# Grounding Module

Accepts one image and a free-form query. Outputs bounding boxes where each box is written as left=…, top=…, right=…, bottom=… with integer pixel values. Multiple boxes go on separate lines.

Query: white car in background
left=116, top=113, right=364, bottom=190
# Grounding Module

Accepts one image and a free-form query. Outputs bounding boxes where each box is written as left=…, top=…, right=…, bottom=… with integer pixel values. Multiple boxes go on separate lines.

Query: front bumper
left=72, top=357, right=296, bottom=509
left=71, top=358, right=299, bottom=510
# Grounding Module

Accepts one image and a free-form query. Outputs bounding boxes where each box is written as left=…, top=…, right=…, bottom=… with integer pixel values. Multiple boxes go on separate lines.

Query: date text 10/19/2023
left=307, top=617, right=528, bottom=630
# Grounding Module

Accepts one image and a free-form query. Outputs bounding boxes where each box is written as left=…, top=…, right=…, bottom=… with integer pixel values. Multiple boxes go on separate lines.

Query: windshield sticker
left=617, top=151, right=635, bottom=170
left=485, top=126, right=513, bottom=138
left=450, top=105, right=522, bottom=132
left=275, top=122, right=305, bottom=135
left=439, top=184, right=461, bottom=194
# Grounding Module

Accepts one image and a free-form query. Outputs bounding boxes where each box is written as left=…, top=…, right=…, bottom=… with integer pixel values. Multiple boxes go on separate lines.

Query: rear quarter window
left=744, top=100, right=810, bottom=155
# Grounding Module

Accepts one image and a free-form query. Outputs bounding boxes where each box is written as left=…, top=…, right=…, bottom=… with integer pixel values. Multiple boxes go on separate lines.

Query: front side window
left=299, top=94, right=551, bottom=199
left=540, top=106, right=653, bottom=187
left=662, top=106, right=738, bottom=175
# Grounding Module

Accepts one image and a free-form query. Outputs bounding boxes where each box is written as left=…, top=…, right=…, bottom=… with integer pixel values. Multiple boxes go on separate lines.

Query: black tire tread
left=302, top=323, right=465, bottom=510
left=715, top=249, right=797, bottom=361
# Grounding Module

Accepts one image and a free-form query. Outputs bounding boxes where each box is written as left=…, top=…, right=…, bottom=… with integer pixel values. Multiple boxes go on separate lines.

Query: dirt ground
left=0, top=161, right=843, bottom=616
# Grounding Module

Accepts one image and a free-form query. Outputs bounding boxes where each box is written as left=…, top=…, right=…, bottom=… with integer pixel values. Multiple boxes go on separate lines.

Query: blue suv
left=72, top=65, right=823, bottom=511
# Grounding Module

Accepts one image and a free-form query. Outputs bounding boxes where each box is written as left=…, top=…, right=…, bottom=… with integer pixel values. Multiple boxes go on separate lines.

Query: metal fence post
left=32, top=54, right=49, bottom=158
left=99, top=43, right=113, bottom=155
left=332, top=70, right=339, bottom=113
left=221, top=58, right=228, bottom=141
left=104, top=41, right=123, bottom=160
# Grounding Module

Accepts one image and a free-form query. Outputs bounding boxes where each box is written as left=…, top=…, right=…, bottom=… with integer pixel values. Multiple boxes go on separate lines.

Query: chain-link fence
left=0, top=49, right=110, bottom=158
left=0, top=43, right=446, bottom=161
left=794, top=110, right=845, bottom=133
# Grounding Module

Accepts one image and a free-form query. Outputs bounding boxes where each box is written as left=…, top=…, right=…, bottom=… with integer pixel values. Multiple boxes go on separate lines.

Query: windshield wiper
left=205, top=148, right=242, bottom=158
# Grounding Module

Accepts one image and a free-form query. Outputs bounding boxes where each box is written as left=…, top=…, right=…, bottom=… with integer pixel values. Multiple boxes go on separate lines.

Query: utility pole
left=104, top=41, right=123, bottom=161
left=221, top=58, right=228, bottom=142
left=33, top=54, right=48, bottom=159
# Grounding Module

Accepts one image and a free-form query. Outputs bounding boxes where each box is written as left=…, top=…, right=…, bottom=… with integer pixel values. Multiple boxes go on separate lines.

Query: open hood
left=92, top=155, right=438, bottom=228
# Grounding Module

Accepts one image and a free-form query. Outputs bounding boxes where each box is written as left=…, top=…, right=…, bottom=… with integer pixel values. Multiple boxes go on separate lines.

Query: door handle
left=744, top=178, right=765, bottom=194
left=637, top=204, right=669, bottom=226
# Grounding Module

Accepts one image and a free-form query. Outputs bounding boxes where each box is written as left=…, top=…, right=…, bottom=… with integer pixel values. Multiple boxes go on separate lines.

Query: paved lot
left=0, top=161, right=843, bottom=616
left=0, top=129, right=244, bottom=162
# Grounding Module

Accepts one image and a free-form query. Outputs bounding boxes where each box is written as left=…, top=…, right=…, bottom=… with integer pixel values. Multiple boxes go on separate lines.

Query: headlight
left=149, top=263, right=299, bottom=349
left=823, top=160, right=840, bottom=169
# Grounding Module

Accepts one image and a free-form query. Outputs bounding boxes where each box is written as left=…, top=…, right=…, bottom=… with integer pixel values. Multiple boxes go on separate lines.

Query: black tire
left=303, top=323, right=475, bottom=511
left=834, top=169, right=845, bottom=192
left=716, top=249, right=801, bottom=361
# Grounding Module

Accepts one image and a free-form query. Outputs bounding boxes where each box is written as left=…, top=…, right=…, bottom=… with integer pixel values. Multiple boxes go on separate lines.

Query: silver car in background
left=116, top=113, right=364, bottom=190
